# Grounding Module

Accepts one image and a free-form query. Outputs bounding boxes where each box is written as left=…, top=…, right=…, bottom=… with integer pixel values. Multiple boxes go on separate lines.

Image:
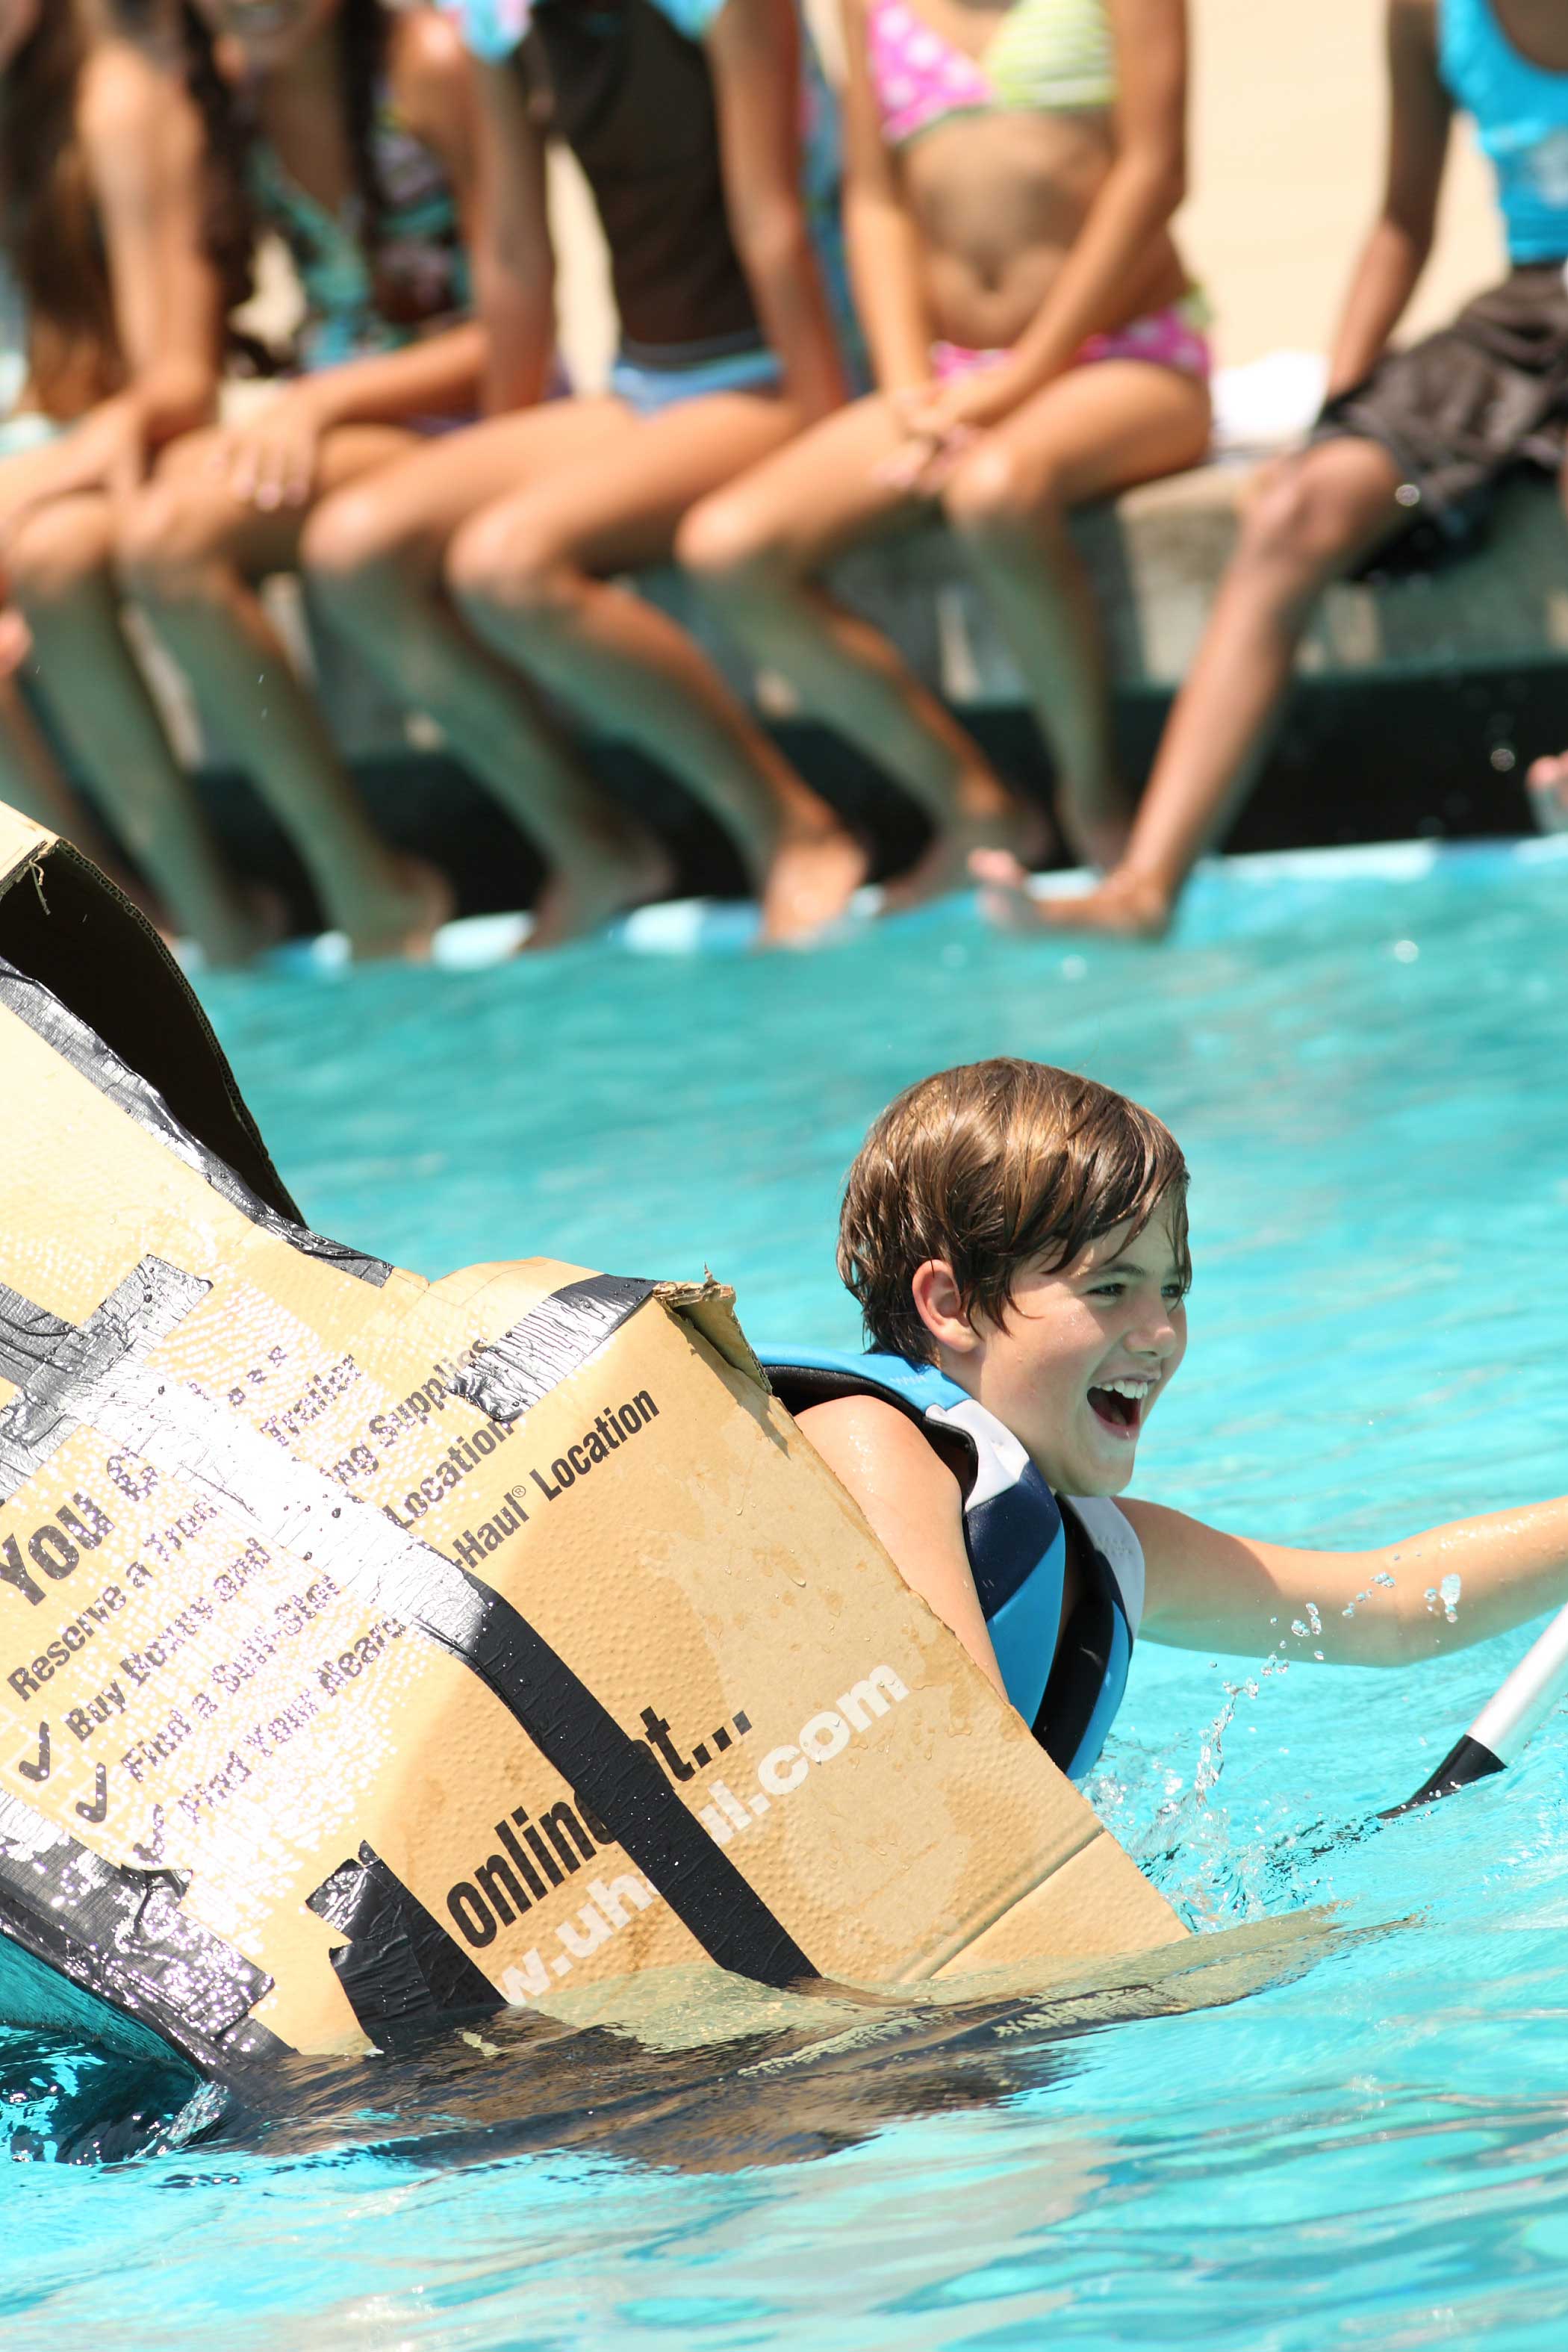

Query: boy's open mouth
left=1087, top=1379, right=1151, bottom=1437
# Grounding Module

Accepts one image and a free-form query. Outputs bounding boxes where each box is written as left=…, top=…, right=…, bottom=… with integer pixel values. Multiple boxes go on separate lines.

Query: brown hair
left=838, top=1059, right=1191, bottom=1362
left=0, top=7, right=122, bottom=414
left=0, top=3, right=255, bottom=417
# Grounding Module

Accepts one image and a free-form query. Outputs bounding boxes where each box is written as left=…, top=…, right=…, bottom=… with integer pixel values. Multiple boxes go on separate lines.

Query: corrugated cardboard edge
left=657, top=1279, right=768, bottom=1393
left=0, top=803, right=299, bottom=1222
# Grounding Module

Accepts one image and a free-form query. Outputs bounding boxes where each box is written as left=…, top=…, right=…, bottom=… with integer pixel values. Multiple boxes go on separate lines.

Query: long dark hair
left=0, top=7, right=122, bottom=414
left=175, top=0, right=396, bottom=313
left=0, top=2, right=256, bottom=414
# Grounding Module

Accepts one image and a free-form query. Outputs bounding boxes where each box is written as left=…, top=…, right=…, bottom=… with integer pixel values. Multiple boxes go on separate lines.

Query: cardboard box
left=0, top=808, right=1189, bottom=2082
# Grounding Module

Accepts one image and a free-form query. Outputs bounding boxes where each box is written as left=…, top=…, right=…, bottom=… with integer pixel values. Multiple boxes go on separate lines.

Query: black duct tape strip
left=0, top=955, right=390, bottom=1288
left=308, top=1842, right=503, bottom=2030
left=384, top=1553, right=817, bottom=1992
left=0, top=1259, right=817, bottom=2011
left=0, top=1787, right=281, bottom=2076
left=457, top=1275, right=656, bottom=1424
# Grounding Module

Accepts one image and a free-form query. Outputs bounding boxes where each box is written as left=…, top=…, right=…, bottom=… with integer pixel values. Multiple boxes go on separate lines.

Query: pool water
left=7, top=839, right=1568, bottom=2348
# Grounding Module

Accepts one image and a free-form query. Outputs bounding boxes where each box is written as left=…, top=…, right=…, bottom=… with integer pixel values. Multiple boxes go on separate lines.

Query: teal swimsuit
left=249, top=83, right=470, bottom=372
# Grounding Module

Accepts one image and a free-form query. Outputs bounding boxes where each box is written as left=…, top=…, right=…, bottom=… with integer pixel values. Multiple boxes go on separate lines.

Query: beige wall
left=1181, top=0, right=1502, bottom=364
left=547, top=0, right=1508, bottom=386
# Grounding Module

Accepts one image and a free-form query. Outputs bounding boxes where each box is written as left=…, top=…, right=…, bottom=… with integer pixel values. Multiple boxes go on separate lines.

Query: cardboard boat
left=0, top=806, right=1194, bottom=2084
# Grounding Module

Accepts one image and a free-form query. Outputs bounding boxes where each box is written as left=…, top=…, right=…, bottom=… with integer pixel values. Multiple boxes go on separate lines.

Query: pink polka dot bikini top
left=866, top=0, right=1116, bottom=148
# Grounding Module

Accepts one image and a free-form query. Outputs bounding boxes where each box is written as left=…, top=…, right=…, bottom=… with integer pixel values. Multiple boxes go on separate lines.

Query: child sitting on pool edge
left=765, top=1059, right=1568, bottom=1778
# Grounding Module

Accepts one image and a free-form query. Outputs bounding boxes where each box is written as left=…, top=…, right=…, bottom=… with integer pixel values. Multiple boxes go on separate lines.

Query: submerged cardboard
left=0, top=808, right=1188, bottom=2078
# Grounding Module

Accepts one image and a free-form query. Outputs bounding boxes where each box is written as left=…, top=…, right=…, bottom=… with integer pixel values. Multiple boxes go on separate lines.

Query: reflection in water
left=3, top=1914, right=1335, bottom=2173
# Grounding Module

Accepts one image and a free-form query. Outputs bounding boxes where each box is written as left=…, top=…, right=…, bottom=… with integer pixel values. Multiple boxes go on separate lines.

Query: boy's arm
left=1325, top=0, right=1454, bottom=396
left=797, top=1397, right=1007, bottom=1699
left=1130, top=1493, right=1568, bottom=1667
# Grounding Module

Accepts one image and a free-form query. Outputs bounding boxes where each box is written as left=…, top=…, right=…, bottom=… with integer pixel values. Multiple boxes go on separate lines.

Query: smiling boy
left=765, top=1060, right=1568, bottom=1778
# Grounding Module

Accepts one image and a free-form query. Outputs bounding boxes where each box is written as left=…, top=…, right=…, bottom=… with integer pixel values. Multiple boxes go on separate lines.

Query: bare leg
left=117, top=426, right=449, bottom=959
left=303, top=403, right=676, bottom=950
left=1526, top=453, right=1568, bottom=831
left=944, top=361, right=1213, bottom=873
left=0, top=597, right=136, bottom=883
left=678, top=392, right=1045, bottom=908
left=444, top=393, right=868, bottom=944
left=975, top=435, right=1407, bottom=934
left=6, top=496, right=268, bottom=962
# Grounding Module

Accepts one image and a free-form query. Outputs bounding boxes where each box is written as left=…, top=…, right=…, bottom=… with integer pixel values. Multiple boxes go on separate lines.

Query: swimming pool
left=6, top=837, right=1568, bottom=2348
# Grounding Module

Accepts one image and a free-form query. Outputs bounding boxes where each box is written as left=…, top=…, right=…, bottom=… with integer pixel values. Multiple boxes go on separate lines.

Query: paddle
left=1385, top=1599, right=1568, bottom=1815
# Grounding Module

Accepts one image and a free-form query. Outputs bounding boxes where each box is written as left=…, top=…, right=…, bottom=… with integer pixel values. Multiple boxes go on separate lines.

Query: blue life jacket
left=760, top=1348, right=1144, bottom=1782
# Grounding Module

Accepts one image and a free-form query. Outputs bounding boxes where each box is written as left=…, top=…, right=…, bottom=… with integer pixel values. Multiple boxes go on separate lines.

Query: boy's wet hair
left=839, top=1059, right=1190, bottom=1362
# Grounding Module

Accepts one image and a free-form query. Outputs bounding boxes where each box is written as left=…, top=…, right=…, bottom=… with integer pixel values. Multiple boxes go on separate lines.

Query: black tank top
left=520, top=0, right=764, bottom=365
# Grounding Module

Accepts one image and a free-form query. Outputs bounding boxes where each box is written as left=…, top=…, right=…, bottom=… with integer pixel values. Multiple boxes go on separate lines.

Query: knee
left=445, top=504, right=581, bottom=626
left=116, top=479, right=225, bottom=604
left=942, top=443, right=1055, bottom=545
left=1237, top=458, right=1365, bottom=577
left=300, top=485, right=407, bottom=604
left=5, top=498, right=115, bottom=609
left=674, top=492, right=786, bottom=593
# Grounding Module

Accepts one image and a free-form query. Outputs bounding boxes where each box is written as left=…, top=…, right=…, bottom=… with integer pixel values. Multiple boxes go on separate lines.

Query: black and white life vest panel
left=761, top=1348, right=1142, bottom=1780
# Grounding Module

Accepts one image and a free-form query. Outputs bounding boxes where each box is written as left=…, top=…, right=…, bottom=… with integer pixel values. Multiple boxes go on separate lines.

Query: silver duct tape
left=0, top=1782, right=273, bottom=2047
left=458, top=1275, right=655, bottom=1424
left=0, top=1259, right=212, bottom=1501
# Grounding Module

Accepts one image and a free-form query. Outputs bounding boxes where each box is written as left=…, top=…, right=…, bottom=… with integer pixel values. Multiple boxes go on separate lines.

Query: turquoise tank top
left=1440, top=0, right=1568, bottom=262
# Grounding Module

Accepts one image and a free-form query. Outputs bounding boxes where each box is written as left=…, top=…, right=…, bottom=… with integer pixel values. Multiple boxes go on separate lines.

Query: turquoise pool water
left=7, top=839, right=1568, bottom=2348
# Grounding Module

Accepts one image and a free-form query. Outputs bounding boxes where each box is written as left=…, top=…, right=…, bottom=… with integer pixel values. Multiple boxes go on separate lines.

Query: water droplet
left=1391, top=939, right=1419, bottom=963
left=1372, top=1570, right=1396, bottom=1588
left=1290, top=1618, right=1308, bottom=1637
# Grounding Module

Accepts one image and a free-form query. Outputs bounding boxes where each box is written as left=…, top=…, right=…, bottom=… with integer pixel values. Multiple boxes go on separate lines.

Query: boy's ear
left=911, top=1260, right=980, bottom=1356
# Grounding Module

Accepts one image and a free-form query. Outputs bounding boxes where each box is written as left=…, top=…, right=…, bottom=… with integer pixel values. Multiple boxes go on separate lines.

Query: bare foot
left=882, top=794, right=1054, bottom=915
left=756, top=820, right=870, bottom=946
left=346, top=854, right=455, bottom=963
left=969, top=849, right=1174, bottom=939
left=1527, top=753, right=1568, bottom=835
left=1055, top=778, right=1135, bottom=876
left=525, top=824, right=676, bottom=952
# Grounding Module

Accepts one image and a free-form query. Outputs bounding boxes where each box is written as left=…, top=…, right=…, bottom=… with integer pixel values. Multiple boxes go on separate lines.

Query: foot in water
left=756, top=818, right=869, bottom=945
left=1526, top=752, right=1568, bottom=834
left=969, top=848, right=1175, bottom=938
left=525, top=822, right=676, bottom=952
left=176, top=879, right=292, bottom=971
left=882, top=792, right=1054, bottom=915
left=343, top=855, right=456, bottom=962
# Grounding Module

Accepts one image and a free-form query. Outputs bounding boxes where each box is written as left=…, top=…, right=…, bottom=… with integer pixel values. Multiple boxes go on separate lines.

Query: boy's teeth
left=1101, top=1379, right=1150, bottom=1399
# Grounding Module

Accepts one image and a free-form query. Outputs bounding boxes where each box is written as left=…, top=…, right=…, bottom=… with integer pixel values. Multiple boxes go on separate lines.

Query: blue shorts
left=608, top=342, right=783, bottom=417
